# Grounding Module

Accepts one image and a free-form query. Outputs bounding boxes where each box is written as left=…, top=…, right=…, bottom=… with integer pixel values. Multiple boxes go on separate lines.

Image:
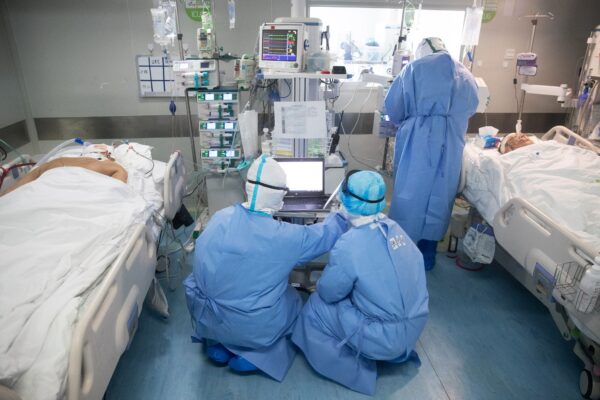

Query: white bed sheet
left=462, top=140, right=600, bottom=252
left=0, top=167, right=152, bottom=400
left=55, top=142, right=167, bottom=239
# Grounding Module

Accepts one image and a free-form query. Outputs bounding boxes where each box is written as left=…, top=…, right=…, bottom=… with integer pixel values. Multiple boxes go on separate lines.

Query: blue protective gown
left=291, top=216, right=429, bottom=395
left=384, top=52, right=478, bottom=242
left=184, top=204, right=347, bottom=381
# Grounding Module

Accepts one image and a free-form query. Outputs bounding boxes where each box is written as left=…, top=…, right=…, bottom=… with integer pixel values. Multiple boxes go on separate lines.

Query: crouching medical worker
left=184, top=156, right=348, bottom=381
left=384, top=37, right=478, bottom=270
left=292, top=171, right=429, bottom=396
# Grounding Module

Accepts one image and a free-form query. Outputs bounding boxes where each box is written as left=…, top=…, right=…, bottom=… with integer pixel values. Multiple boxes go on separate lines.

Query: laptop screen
left=277, top=159, right=324, bottom=193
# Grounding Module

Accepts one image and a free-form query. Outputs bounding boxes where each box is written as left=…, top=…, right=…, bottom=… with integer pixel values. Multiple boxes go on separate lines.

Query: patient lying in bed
left=0, top=157, right=128, bottom=196
left=499, top=133, right=535, bottom=154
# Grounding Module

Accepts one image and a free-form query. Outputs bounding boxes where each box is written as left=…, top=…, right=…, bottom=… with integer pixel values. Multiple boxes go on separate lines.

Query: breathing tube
left=34, top=137, right=90, bottom=168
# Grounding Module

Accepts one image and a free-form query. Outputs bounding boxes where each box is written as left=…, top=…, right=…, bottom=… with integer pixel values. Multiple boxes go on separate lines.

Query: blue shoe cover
left=387, top=350, right=421, bottom=367
left=228, top=355, right=258, bottom=372
left=206, top=343, right=234, bottom=364
left=406, top=350, right=421, bottom=367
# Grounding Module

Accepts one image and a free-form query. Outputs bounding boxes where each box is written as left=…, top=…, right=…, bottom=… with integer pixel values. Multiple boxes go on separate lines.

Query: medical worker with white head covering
left=384, top=37, right=479, bottom=270
left=292, top=170, right=429, bottom=396
left=183, top=156, right=348, bottom=381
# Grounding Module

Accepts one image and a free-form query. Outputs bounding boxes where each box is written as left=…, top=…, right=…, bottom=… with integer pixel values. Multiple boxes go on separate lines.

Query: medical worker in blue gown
left=384, top=37, right=479, bottom=270
left=184, top=156, right=348, bottom=381
left=292, top=171, right=429, bottom=396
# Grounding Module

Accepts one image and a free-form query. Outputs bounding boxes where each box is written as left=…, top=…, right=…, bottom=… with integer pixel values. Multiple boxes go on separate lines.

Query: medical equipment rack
left=195, top=87, right=242, bottom=173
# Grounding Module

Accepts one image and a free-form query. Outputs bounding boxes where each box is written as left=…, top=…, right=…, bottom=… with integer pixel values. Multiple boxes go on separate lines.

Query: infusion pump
left=172, top=59, right=220, bottom=90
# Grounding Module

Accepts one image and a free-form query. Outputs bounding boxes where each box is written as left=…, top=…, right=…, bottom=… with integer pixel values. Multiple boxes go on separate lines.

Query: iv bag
left=151, top=1, right=177, bottom=47
left=461, top=6, right=483, bottom=46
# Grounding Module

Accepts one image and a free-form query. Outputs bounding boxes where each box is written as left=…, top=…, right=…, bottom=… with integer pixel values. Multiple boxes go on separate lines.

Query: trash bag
left=463, top=223, right=495, bottom=264
left=145, top=277, right=170, bottom=318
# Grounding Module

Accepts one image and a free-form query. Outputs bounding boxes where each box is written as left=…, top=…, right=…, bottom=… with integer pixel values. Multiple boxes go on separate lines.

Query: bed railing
left=67, top=224, right=156, bottom=400
left=542, top=125, right=600, bottom=154
left=163, top=151, right=186, bottom=221
left=493, top=197, right=597, bottom=275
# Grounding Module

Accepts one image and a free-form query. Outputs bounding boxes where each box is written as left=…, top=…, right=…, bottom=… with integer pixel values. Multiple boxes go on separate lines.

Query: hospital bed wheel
left=580, top=369, right=600, bottom=399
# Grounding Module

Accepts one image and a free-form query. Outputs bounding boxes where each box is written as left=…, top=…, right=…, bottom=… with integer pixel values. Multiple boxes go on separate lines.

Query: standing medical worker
left=292, top=171, right=428, bottom=396
left=184, top=156, right=347, bottom=382
left=384, top=37, right=478, bottom=270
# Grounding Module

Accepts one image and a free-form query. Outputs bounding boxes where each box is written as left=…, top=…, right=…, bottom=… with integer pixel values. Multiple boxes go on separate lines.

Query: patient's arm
left=1, top=166, right=43, bottom=196
left=87, top=159, right=128, bottom=183
left=1, top=157, right=128, bottom=196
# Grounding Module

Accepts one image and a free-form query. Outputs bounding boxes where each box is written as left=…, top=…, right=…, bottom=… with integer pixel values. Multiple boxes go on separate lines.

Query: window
left=408, top=9, right=465, bottom=59
left=309, top=6, right=465, bottom=76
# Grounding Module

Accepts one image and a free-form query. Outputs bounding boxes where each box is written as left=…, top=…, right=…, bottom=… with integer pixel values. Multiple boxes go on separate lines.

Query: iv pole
left=381, top=0, right=408, bottom=172
left=516, top=12, right=554, bottom=125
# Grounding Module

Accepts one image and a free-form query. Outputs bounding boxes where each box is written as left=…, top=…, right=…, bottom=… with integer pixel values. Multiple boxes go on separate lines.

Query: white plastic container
left=577, top=256, right=600, bottom=313
left=478, top=126, right=499, bottom=137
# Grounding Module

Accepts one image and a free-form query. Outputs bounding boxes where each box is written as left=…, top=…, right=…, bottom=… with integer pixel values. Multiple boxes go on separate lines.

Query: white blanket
left=54, top=142, right=167, bottom=219
left=462, top=140, right=600, bottom=250
left=0, top=168, right=150, bottom=400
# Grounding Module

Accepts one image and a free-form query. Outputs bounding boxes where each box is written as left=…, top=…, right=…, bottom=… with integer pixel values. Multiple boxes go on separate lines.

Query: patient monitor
left=259, top=23, right=306, bottom=73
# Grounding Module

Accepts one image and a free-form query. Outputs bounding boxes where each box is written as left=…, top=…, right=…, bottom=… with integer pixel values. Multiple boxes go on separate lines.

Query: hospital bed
left=459, top=126, right=600, bottom=398
left=0, top=144, right=186, bottom=400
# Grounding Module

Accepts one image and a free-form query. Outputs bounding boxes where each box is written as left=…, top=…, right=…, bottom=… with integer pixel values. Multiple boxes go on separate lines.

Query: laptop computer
left=276, top=158, right=330, bottom=212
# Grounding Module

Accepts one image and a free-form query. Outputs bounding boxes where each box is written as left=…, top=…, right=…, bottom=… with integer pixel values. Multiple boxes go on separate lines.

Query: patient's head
left=499, top=133, right=534, bottom=154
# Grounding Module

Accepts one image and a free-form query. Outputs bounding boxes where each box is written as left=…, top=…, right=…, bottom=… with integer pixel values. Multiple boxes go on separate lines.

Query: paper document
left=273, top=101, right=327, bottom=139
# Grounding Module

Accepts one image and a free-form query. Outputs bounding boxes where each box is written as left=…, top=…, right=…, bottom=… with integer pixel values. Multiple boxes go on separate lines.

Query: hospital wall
left=3, top=0, right=290, bottom=165
left=0, top=4, right=31, bottom=158
left=467, top=0, right=600, bottom=131
left=2, top=0, right=600, bottom=169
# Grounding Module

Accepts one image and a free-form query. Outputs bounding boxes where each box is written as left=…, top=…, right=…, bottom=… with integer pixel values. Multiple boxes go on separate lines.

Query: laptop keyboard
left=281, top=197, right=327, bottom=211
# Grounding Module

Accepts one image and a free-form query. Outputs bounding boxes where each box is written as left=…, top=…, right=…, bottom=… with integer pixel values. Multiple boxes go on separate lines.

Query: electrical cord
left=340, top=86, right=381, bottom=170
left=280, top=79, right=292, bottom=99
left=129, top=146, right=155, bottom=176
left=184, top=173, right=206, bottom=198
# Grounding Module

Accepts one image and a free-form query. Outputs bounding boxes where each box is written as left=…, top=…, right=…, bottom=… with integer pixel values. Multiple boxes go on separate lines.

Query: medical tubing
left=0, top=139, right=24, bottom=161
left=0, top=162, right=36, bottom=191
left=34, top=138, right=87, bottom=168
left=342, top=87, right=381, bottom=169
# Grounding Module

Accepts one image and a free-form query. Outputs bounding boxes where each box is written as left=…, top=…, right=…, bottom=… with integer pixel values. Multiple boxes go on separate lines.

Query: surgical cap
left=415, top=37, right=447, bottom=60
left=244, top=156, right=288, bottom=214
left=339, top=170, right=386, bottom=216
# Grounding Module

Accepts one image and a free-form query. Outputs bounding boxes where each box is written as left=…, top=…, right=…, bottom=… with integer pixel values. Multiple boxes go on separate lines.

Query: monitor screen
left=261, top=29, right=298, bottom=62
left=278, top=160, right=323, bottom=192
